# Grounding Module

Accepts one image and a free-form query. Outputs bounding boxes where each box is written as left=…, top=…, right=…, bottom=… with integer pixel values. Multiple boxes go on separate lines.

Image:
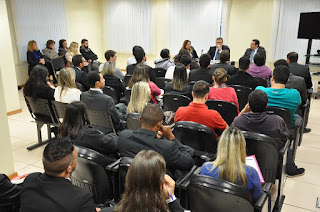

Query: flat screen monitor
left=298, top=12, right=320, bottom=39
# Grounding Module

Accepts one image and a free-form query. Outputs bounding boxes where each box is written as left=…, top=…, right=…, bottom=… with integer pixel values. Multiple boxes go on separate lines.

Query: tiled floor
left=8, top=89, right=320, bottom=211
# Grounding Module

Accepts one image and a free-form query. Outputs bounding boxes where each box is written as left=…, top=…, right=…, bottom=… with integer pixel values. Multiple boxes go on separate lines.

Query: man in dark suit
left=80, top=39, right=98, bottom=62
left=226, top=56, right=258, bottom=90
left=126, top=47, right=157, bottom=82
left=118, top=104, right=195, bottom=175
left=287, top=52, right=312, bottom=89
left=243, top=39, right=266, bottom=64
left=189, top=53, right=214, bottom=84
left=72, top=55, right=89, bottom=91
left=19, top=138, right=101, bottom=212
left=207, top=37, right=230, bottom=60
left=210, top=50, right=237, bottom=76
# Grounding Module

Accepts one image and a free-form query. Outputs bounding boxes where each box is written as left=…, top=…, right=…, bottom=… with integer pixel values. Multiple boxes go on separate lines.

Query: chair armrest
left=106, top=158, right=121, bottom=171
left=254, top=182, right=273, bottom=212
left=263, top=182, right=273, bottom=192
left=176, top=167, right=201, bottom=190
left=279, top=140, right=290, bottom=156
left=175, top=165, right=198, bottom=189
left=200, top=153, right=216, bottom=162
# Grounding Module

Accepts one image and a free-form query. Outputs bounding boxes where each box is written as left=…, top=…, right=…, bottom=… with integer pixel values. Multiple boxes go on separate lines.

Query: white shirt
left=165, top=65, right=190, bottom=80
left=90, top=88, right=103, bottom=93
left=54, top=87, right=81, bottom=103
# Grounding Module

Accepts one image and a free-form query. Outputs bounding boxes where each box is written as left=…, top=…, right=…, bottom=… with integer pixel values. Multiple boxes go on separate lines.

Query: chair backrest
left=174, top=121, right=217, bottom=154
left=86, top=110, right=116, bottom=133
left=206, top=100, right=238, bottom=125
left=75, top=82, right=84, bottom=92
left=155, top=77, right=171, bottom=89
left=188, top=81, right=197, bottom=88
left=71, top=145, right=114, bottom=204
left=228, top=85, right=252, bottom=111
left=118, top=157, right=134, bottom=197
left=123, top=75, right=132, bottom=87
left=103, top=86, right=119, bottom=104
left=254, top=77, right=268, bottom=87
left=126, top=113, right=141, bottom=130
left=242, top=131, right=279, bottom=183
left=51, top=100, right=68, bottom=123
left=124, top=88, right=132, bottom=104
left=266, top=106, right=292, bottom=129
left=188, top=174, right=254, bottom=212
left=153, top=68, right=166, bottom=78
left=25, top=96, right=57, bottom=124
left=51, top=57, right=65, bottom=72
left=163, top=94, right=191, bottom=112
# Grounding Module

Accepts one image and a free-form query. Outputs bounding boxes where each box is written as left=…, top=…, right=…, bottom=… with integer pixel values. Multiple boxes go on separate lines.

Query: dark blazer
left=27, top=50, right=44, bottom=75
left=20, top=173, right=96, bottom=212
left=80, top=46, right=98, bottom=61
left=286, top=74, right=307, bottom=105
left=207, top=45, right=230, bottom=60
left=80, top=89, right=120, bottom=125
left=164, top=83, right=192, bottom=99
left=226, top=70, right=258, bottom=90
left=126, top=63, right=157, bottom=82
left=23, top=84, right=55, bottom=100
left=0, top=174, right=21, bottom=204
left=189, top=67, right=214, bottom=84
left=243, top=46, right=266, bottom=60
left=190, top=46, right=198, bottom=59
left=288, top=62, right=312, bottom=89
left=73, top=66, right=89, bottom=91
left=210, top=62, right=237, bottom=76
left=103, top=75, right=126, bottom=101
left=118, top=128, right=195, bottom=171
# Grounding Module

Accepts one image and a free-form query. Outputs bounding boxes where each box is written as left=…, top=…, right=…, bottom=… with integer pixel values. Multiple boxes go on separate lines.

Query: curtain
left=168, top=0, right=223, bottom=56
left=103, top=0, right=153, bottom=54
left=271, top=0, right=320, bottom=64
left=10, top=0, right=68, bottom=62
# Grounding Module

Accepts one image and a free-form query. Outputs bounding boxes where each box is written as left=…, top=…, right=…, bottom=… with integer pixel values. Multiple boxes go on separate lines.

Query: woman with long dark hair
left=181, top=40, right=198, bottom=59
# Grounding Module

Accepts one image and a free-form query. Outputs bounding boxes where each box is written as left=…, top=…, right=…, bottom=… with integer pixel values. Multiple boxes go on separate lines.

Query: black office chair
left=25, top=96, right=59, bottom=150
left=87, top=110, right=116, bottom=134
left=118, top=157, right=133, bottom=198
left=126, top=113, right=141, bottom=130
left=50, top=57, right=65, bottom=78
left=103, top=86, right=119, bottom=104
left=188, top=81, right=197, bottom=88
left=155, top=77, right=171, bottom=89
left=75, top=82, right=84, bottom=92
left=123, top=75, right=132, bottom=87
left=228, top=85, right=252, bottom=111
left=51, top=100, right=68, bottom=124
left=153, top=68, right=166, bottom=78
left=206, top=100, right=238, bottom=125
left=254, top=77, right=268, bottom=87
left=163, top=94, right=191, bottom=112
left=124, top=88, right=132, bottom=105
left=71, top=146, right=114, bottom=205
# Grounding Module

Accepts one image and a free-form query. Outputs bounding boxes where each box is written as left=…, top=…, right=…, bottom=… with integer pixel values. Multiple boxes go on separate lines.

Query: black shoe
left=287, top=168, right=305, bottom=177
left=303, top=128, right=311, bottom=133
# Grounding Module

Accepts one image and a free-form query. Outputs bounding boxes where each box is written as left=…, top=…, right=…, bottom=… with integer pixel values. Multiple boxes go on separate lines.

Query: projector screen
left=298, top=12, right=320, bottom=39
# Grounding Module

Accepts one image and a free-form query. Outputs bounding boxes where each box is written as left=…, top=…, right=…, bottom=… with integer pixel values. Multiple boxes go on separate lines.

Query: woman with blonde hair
left=200, top=127, right=262, bottom=201
left=181, top=39, right=198, bottom=59
left=65, top=42, right=80, bottom=64
left=208, top=68, right=239, bottom=113
left=54, top=67, right=81, bottom=103
left=127, top=81, right=151, bottom=114
left=102, top=62, right=125, bottom=102
left=26, top=40, right=45, bottom=75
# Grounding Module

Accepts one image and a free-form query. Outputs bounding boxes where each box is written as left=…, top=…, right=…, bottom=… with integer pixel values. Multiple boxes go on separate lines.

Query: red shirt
left=208, top=87, right=239, bottom=113
left=175, top=102, right=228, bottom=138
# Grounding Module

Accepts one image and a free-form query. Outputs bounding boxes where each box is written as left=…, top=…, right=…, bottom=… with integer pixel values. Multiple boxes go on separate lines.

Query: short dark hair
left=253, top=53, right=265, bottom=66
left=134, top=47, right=145, bottom=63
left=86, top=71, right=100, bottom=88
left=160, top=49, right=170, bottom=59
left=287, top=52, right=298, bottom=62
left=273, top=65, right=290, bottom=84
left=216, top=37, right=223, bottom=42
left=219, top=50, right=230, bottom=63
left=141, top=104, right=163, bottom=128
left=42, top=137, right=75, bottom=176
left=177, top=49, right=190, bottom=61
left=193, top=80, right=209, bottom=98
left=105, top=50, right=116, bottom=61
left=274, top=59, right=289, bottom=68
left=81, top=39, right=88, bottom=44
left=132, top=45, right=141, bottom=55
left=239, top=56, right=250, bottom=70
left=46, top=40, right=55, bottom=48
left=199, top=54, right=211, bottom=68
left=72, top=55, right=83, bottom=67
left=59, top=39, right=66, bottom=48
left=248, top=90, right=268, bottom=113
left=253, top=39, right=260, bottom=47
left=190, top=60, right=200, bottom=70
left=180, top=55, right=191, bottom=67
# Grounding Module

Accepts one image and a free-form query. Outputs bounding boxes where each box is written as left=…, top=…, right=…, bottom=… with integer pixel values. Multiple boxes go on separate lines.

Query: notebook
left=246, top=155, right=265, bottom=183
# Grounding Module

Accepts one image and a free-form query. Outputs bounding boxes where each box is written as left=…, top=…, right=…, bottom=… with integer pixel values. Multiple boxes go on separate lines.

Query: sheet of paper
left=246, top=155, right=265, bottom=183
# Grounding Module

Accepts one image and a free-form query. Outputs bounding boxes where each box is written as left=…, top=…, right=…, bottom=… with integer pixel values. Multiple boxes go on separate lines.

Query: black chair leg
left=27, top=122, right=49, bottom=150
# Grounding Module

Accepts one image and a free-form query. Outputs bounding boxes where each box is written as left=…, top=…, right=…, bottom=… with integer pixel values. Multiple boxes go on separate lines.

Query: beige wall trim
left=7, top=108, right=22, bottom=116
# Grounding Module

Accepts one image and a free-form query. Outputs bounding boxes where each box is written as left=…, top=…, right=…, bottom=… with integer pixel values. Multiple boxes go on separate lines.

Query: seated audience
left=287, top=52, right=312, bottom=89
left=58, top=39, right=68, bottom=58
left=105, top=150, right=184, bottom=212
left=118, top=104, right=195, bottom=173
left=127, top=81, right=152, bottom=114
left=175, top=81, right=228, bottom=138
left=210, top=50, right=237, bottom=76
left=248, top=53, right=272, bottom=84
left=19, top=138, right=102, bottom=212
left=243, top=39, right=266, bottom=64
left=154, top=48, right=174, bottom=70
left=0, top=174, right=21, bottom=210
left=128, top=64, right=161, bottom=104
left=166, top=50, right=191, bottom=79
left=101, top=61, right=125, bottom=102
left=127, top=45, right=148, bottom=66
left=207, top=37, right=230, bottom=60
left=226, top=56, right=258, bottom=90
left=72, top=55, right=89, bottom=91
left=200, top=127, right=262, bottom=201
left=23, top=65, right=55, bottom=100
left=80, top=39, right=98, bottom=62
left=181, top=40, right=198, bottom=58
left=126, top=47, right=156, bottom=82
left=189, top=53, right=214, bottom=84
left=190, top=60, right=200, bottom=70
left=256, top=65, right=301, bottom=127
left=231, top=89, right=305, bottom=177
left=59, top=101, right=118, bottom=160
left=26, top=40, right=45, bottom=76
left=65, top=42, right=80, bottom=64
left=99, top=50, right=124, bottom=80
left=42, top=40, right=59, bottom=61
left=54, top=67, right=81, bottom=103
left=209, top=68, right=239, bottom=112
left=165, top=55, right=191, bottom=80
left=164, top=63, right=192, bottom=98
